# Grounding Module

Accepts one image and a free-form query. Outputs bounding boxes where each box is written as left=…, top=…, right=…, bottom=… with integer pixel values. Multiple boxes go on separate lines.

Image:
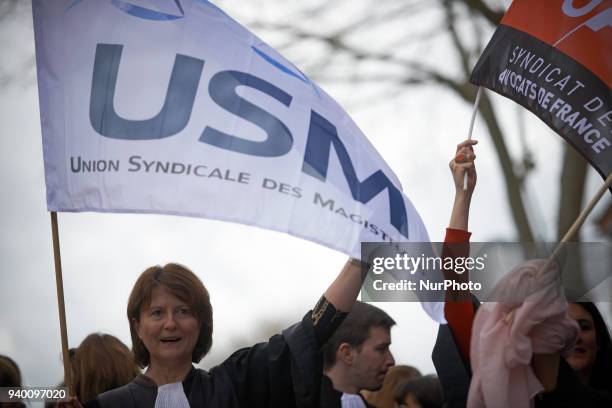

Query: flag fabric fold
left=32, top=0, right=430, bottom=259
left=470, top=0, right=611, bottom=183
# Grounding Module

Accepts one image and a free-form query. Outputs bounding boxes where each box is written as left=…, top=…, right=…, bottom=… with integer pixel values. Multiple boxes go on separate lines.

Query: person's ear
left=338, top=342, right=354, bottom=365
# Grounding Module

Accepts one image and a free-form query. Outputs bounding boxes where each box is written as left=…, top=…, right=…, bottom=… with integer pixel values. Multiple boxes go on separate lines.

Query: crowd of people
left=2, top=141, right=610, bottom=408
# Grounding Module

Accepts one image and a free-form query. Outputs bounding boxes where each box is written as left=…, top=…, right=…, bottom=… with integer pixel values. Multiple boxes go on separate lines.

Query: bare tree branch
left=332, top=0, right=433, bottom=38
left=463, top=0, right=505, bottom=25
left=442, top=0, right=472, bottom=76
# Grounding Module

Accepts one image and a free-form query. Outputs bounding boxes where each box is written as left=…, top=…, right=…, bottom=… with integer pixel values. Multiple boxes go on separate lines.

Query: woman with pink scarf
left=432, top=140, right=612, bottom=408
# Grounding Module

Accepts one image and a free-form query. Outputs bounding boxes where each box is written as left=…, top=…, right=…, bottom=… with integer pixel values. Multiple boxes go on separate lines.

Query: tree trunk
left=557, top=144, right=588, bottom=299
left=557, top=144, right=588, bottom=241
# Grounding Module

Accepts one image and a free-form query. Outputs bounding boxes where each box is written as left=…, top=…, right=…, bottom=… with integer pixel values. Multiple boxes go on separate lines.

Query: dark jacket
left=432, top=302, right=611, bottom=408
left=88, top=313, right=322, bottom=408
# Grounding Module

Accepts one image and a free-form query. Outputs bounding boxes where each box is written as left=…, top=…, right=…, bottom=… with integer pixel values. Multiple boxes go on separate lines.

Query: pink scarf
left=467, top=259, right=578, bottom=408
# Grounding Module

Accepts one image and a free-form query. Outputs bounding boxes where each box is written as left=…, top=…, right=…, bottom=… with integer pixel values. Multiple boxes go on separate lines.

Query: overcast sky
left=0, top=0, right=610, bottom=401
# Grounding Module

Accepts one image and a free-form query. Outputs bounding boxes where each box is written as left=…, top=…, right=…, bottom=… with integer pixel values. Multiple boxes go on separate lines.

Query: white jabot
left=154, top=382, right=190, bottom=408
left=341, top=393, right=368, bottom=408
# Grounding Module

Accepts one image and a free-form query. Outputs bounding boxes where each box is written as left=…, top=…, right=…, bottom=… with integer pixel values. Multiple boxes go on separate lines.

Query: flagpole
left=503, top=173, right=611, bottom=323
left=50, top=211, right=73, bottom=395
left=463, top=87, right=483, bottom=190
left=537, top=172, right=612, bottom=278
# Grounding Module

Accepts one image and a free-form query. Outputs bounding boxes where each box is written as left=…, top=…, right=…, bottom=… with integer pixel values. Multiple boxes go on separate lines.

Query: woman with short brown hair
left=127, top=263, right=213, bottom=369
left=80, top=258, right=365, bottom=408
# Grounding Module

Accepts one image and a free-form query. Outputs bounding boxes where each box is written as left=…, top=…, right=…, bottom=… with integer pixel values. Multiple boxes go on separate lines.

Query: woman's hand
left=449, top=139, right=477, bottom=195
left=448, top=139, right=477, bottom=230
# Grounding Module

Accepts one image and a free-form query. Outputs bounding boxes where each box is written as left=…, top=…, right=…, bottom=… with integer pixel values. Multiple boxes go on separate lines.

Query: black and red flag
left=471, top=0, right=611, bottom=182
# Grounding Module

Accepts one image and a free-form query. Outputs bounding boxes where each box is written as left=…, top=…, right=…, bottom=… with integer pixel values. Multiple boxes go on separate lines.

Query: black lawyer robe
left=87, top=313, right=322, bottom=408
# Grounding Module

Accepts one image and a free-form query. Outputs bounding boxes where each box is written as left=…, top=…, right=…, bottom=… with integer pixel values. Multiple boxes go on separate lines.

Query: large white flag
left=32, top=0, right=429, bottom=258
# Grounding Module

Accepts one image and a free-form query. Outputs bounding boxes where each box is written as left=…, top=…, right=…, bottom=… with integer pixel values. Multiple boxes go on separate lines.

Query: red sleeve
left=443, top=228, right=474, bottom=362
left=444, top=228, right=472, bottom=243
